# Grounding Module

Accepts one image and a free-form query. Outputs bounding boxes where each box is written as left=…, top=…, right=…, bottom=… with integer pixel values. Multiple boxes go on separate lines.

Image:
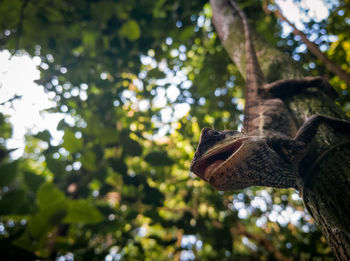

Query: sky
left=0, top=0, right=333, bottom=158
left=0, top=51, right=63, bottom=158
left=276, top=0, right=331, bottom=30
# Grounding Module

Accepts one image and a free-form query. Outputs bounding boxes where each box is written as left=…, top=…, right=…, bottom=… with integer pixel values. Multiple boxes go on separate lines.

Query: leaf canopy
left=0, top=0, right=348, bottom=260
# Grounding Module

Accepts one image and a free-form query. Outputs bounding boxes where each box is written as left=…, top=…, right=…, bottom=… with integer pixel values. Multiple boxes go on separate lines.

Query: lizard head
left=190, top=127, right=250, bottom=190
left=190, top=128, right=298, bottom=191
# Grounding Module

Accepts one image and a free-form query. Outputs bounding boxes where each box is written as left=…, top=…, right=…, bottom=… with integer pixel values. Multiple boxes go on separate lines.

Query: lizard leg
left=273, top=115, right=350, bottom=166
left=294, top=114, right=350, bottom=145
left=261, top=76, right=337, bottom=99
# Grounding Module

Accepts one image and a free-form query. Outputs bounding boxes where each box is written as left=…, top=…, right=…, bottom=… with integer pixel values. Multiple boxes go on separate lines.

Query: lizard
left=189, top=0, right=350, bottom=191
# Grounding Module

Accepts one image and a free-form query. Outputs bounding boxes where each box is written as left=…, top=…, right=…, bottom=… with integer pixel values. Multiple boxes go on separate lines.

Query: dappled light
left=0, top=0, right=349, bottom=260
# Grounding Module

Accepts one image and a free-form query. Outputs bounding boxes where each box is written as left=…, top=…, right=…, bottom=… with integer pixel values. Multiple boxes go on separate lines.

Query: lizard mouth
left=191, top=138, right=246, bottom=181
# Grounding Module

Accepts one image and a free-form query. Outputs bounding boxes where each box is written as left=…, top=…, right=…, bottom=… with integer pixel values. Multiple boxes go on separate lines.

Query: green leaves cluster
left=15, top=182, right=102, bottom=253
left=0, top=0, right=347, bottom=260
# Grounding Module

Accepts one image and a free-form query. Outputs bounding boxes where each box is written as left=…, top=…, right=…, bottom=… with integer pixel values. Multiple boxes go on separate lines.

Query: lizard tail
left=228, top=0, right=265, bottom=133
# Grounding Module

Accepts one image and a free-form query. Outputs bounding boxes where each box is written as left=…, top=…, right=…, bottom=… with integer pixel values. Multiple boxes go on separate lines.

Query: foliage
left=0, top=0, right=348, bottom=260
left=273, top=0, right=350, bottom=114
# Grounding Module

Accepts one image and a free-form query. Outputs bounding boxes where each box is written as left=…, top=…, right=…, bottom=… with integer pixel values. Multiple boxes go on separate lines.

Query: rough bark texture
left=211, top=0, right=350, bottom=260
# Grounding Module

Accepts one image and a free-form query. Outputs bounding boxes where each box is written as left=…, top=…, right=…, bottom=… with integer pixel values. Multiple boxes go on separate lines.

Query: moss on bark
left=211, top=0, right=350, bottom=259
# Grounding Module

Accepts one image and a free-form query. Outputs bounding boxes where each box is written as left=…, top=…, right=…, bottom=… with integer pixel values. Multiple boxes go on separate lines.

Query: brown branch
left=231, top=222, right=292, bottom=261
left=267, top=4, right=350, bottom=87
left=0, top=95, right=22, bottom=106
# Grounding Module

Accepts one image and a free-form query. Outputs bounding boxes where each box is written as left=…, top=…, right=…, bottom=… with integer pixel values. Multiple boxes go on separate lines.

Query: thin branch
left=231, top=222, right=292, bottom=261
left=11, top=0, right=30, bottom=56
left=266, top=4, right=350, bottom=87
left=0, top=95, right=22, bottom=106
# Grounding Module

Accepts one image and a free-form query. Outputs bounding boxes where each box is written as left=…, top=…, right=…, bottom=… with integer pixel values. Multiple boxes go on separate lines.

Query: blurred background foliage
left=0, top=0, right=349, bottom=260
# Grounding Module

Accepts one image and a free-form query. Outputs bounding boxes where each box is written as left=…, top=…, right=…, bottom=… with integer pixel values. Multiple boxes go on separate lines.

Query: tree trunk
left=210, top=0, right=350, bottom=260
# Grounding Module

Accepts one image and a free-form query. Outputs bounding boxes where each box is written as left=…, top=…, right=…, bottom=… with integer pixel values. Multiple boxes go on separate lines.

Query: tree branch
left=268, top=5, right=350, bottom=87
left=12, top=0, right=30, bottom=55
left=231, top=222, right=292, bottom=261
left=0, top=95, right=22, bottom=106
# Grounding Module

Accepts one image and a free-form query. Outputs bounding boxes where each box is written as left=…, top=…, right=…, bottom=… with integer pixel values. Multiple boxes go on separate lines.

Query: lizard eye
left=200, top=128, right=221, bottom=140
left=211, top=130, right=221, bottom=136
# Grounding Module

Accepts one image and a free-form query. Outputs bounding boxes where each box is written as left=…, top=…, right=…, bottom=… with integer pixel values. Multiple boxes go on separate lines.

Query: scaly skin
left=190, top=0, right=350, bottom=191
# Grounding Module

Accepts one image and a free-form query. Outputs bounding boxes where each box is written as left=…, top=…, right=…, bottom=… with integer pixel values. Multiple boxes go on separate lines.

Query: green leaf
left=0, top=113, right=12, bottom=139
left=115, top=2, right=130, bottom=20
left=13, top=231, right=42, bottom=253
left=62, top=130, right=83, bottom=154
left=14, top=200, right=67, bottom=252
left=23, top=171, right=45, bottom=192
left=63, top=199, right=103, bottom=224
left=15, top=184, right=68, bottom=251
left=147, top=68, right=166, bottom=79
left=180, top=26, right=195, bottom=40
left=144, top=151, right=174, bottom=166
left=142, top=186, right=164, bottom=206
left=81, top=149, right=97, bottom=171
left=121, top=137, right=142, bottom=156
left=29, top=200, right=67, bottom=238
left=45, top=157, right=66, bottom=176
left=153, top=0, right=167, bottom=18
left=37, top=182, right=65, bottom=208
left=34, top=130, right=51, bottom=142
left=56, top=119, right=68, bottom=130
left=109, top=158, right=127, bottom=175
left=0, top=189, right=29, bottom=215
left=97, top=128, right=119, bottom=145
left=0, top=160, right=18, bottom=186
left=119, top=19, right=141, bottom=41
left=82, top=31, right=96, bottom=48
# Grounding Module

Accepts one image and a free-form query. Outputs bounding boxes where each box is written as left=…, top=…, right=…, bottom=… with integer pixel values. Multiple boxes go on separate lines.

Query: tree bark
left=210, top=0, right=350, bottom=260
